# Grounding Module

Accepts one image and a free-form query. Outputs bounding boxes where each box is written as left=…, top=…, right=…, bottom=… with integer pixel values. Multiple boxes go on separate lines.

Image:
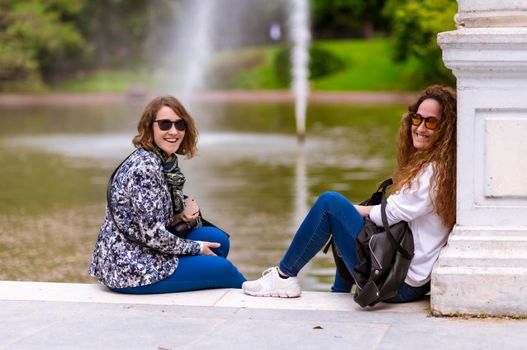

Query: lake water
left=0, top=99, right=405, bottom=291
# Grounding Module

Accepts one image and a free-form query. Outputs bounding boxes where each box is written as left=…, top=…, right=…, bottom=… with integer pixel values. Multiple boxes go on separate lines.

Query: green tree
left=312, top=0, right=389, bottom=39
left=384, top=0, right=457, bottom=87
left=0, top=0, right=88, bottom=90
left=78, top=0, right=179, bottom=68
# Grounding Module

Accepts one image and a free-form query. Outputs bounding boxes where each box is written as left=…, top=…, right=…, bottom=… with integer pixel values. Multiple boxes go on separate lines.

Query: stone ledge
left=0, top=281, right=429, bottom=314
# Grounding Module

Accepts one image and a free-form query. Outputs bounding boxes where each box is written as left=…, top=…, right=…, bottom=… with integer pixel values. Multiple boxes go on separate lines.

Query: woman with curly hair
left=242, top=85, right=457, bottom=303
left=89, top=95, right=246, bottom=293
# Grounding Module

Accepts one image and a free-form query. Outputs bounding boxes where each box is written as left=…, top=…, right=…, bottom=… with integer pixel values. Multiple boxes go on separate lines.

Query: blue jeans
left=280, top=191, right=429, bottom=303
left=383, top=281, right=431, bottom=303
left=111, top=226, right=246, bottom=294
left=279, top=192, right=364, bottom=291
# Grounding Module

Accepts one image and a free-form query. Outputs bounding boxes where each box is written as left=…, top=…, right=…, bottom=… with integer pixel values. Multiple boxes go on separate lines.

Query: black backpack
left=328, top=179, right=414, bottom=307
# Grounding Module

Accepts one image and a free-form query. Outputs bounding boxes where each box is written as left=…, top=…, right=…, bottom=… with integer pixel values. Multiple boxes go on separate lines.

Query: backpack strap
left=106, top=151, right=136, bottom=233
left=377, top=178, right=393, bottom=192
left=380, top=195, right=414, bottom=260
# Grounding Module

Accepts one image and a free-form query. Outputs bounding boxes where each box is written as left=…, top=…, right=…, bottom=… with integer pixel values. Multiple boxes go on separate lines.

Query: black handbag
left=326, top=179, right=414, bottom=307
left=167, top=216, right=224, bottom=238
left=167, top=217, right=200, bottom=238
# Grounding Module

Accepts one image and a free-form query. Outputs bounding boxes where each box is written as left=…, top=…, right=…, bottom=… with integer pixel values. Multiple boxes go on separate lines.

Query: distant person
left=242, top=85, right=457, bottom=303
left=269, top=21, right=282, bottom=41
left=89, top=95, right=246, bottom=293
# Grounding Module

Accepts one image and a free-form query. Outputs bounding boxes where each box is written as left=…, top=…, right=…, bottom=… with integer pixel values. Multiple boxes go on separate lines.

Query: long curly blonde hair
left=391, top=85, right=457, bottom=230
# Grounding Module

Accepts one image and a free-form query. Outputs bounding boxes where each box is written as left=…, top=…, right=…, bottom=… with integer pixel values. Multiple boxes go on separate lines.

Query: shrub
left=207, top=51, right=267, bottom=89
left=274, top=46, right=346, bottom=86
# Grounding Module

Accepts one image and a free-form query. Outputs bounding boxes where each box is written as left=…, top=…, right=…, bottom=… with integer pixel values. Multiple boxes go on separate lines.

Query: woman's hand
left=179, top=196, right=200, bottom=222
left=201, top=241, right=221, bottom=256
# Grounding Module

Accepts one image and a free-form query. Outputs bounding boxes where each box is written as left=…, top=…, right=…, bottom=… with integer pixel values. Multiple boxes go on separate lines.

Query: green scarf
left=154, top=147, right=186, bottom=215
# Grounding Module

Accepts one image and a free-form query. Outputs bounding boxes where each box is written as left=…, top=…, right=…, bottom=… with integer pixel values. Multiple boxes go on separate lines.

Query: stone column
left=432, top=0, right=527, bottom=316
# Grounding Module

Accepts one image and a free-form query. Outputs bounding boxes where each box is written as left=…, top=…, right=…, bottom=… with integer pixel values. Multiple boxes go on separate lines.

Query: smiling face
left=411, top=98, right=441, bottom=150
left=153, top=105, right=185, bottom=155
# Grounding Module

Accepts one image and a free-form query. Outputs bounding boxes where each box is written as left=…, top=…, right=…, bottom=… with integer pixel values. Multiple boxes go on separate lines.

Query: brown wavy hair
left=392, top=85, right=457, bottom=230
left=132, top=95, right=198, bottom=158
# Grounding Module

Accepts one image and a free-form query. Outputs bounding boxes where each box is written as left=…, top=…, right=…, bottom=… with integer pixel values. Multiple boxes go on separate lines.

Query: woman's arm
left=118, top=159, right=201, bottom=256
left=354, top=204, right=374, bottom=217
left=369, top=165, right=435, bottom=226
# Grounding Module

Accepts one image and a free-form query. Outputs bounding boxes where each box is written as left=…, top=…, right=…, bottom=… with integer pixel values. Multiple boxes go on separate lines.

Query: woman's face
left=153, top=106, right=186, bottom=155
left=411, top=98, right=441, bottom=150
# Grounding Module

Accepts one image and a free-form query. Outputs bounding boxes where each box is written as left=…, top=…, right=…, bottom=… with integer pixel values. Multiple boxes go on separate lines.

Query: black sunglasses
left=410, top=112, right=439, bottom=130
left=154, top=119, right=187, bottom=131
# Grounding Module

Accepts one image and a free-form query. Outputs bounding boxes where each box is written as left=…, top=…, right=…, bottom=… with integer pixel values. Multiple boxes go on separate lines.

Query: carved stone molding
left=439, top=28, right=527, bottom=77
left=456, top=0, right=527, bottom=28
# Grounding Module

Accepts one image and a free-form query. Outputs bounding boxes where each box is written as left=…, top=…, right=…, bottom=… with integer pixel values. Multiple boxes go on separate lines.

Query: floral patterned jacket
left=88, top=148, right=201, bottom=288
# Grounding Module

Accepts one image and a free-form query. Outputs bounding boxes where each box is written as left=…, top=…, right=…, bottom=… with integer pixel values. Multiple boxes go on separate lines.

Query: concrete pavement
left=0, top=281, right=525, bottom=349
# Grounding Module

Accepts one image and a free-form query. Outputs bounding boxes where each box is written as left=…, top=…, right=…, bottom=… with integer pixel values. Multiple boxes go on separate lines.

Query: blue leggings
left=280, top=191, right=429, bottom=303
left=112, top=226, right=246, bottom=294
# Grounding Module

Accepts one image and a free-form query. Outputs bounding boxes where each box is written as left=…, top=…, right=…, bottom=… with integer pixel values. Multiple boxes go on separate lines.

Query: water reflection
left=294, top=144, right=308, bottom=228
left=0, top=101, right=404, bottom=291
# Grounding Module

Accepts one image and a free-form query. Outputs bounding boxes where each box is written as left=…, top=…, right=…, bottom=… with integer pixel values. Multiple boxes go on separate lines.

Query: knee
left=320, top=191, right=342, bottom=200
left=207, top=228, right=230, bottom=256
left=215, top=229, right=230, bottom=246
left=318, top=191, right=344, bottom=207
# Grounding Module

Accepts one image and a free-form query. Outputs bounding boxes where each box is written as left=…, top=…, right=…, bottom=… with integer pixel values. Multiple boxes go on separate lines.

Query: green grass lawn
left=53, top=38, right=423, bottom=93
left=310, top=39, right=421, bottom=91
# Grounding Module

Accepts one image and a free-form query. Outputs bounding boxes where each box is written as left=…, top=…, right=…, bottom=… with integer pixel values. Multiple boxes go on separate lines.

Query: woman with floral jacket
left=88, top=95, right=246, bottom=293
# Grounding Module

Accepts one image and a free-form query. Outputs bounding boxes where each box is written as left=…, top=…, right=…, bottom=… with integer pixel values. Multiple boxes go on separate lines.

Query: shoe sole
left=243, top=289, right=301, bottom=298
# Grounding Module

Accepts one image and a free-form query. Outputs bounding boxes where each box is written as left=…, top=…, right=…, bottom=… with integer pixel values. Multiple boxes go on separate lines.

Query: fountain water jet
left=289, top=0, right=311, bottom=142
left=164, top=0, right=310, bottom=140
left=165, top=0, right=215, bottom=107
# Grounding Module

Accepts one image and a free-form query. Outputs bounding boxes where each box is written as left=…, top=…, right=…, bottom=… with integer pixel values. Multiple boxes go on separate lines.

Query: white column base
left=431, top=226, right=527, bottom=316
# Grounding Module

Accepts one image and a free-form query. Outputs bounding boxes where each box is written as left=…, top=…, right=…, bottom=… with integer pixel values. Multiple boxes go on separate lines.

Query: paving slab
left=0, top=281, right=525, bottom=350
left=0, top=281, right=229, bottom=306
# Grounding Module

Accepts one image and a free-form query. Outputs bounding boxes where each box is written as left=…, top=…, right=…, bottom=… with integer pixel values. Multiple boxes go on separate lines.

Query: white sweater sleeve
left=369, top=165, right=435, bottom=227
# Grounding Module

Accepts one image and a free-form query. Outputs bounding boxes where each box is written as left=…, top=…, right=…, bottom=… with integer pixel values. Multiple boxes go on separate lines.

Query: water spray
left=289, top=0, right=310, bottom=142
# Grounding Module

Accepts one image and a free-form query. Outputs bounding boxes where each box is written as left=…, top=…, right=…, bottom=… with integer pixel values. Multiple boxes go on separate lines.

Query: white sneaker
left=242, top=267, right=301, bottom=298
